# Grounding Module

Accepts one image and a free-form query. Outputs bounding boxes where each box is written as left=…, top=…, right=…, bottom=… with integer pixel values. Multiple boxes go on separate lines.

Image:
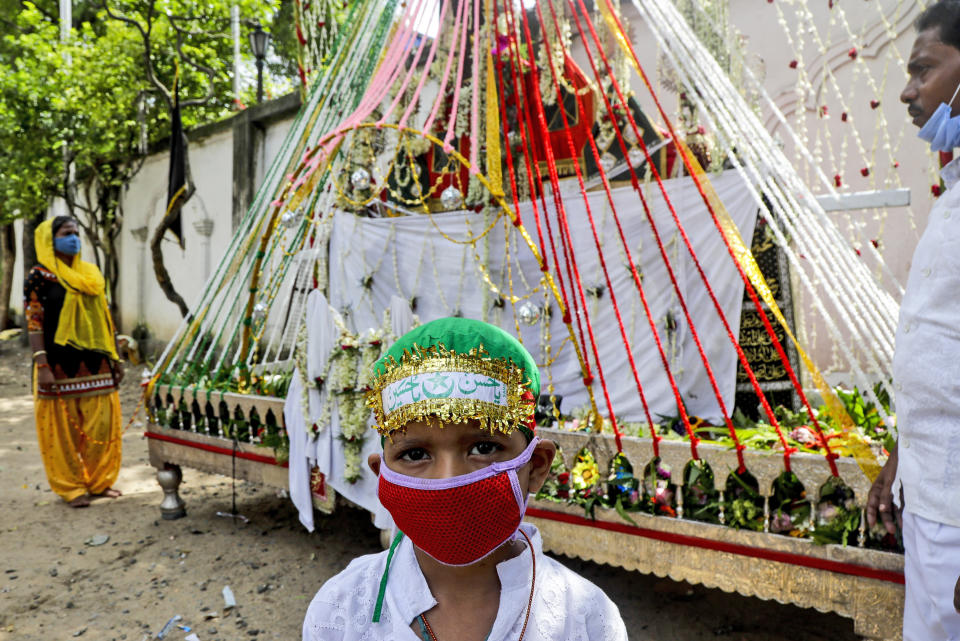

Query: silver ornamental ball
left=280, top=210, right=298, bottom=229
left=599, top=153, right=617, bottom=172
left=518, top=301, right=541, bottom=325
left=440, top=185, right=463, bottom=210
left=252, top=302, right=267, bottom=322
left=628, top=148, right=646, bottom=166
left=351, top=168, right=372, bottom=191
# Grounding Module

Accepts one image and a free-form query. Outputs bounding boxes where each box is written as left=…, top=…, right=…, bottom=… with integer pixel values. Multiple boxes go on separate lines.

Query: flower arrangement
left=338, top=393, right=371, bottom=483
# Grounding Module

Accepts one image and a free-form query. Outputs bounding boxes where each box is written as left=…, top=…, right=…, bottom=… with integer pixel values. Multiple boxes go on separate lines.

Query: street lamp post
left=249, top=22, right=270, bottom=103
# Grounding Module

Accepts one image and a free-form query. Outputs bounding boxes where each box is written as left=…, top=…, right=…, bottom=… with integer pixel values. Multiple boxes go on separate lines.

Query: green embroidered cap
left=367, top=317, right=539, bottom=438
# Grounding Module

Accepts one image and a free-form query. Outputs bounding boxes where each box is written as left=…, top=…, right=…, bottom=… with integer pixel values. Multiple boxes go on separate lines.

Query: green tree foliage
left=0, top=0, right=295, bottom=314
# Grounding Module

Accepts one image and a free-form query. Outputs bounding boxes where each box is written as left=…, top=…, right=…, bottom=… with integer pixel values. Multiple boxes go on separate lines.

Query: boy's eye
left=469, top=441, right=502, bottom=456
left=399, top=447, right=429, bottom=462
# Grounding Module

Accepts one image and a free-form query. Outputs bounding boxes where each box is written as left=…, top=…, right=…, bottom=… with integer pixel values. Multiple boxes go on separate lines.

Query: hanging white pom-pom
left=351, top=168, right=372, bottom=190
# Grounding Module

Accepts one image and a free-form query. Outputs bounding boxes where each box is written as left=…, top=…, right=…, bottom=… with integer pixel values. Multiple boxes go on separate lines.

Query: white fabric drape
left=286, top=290, right=395, bottom=531
left=328, top=170, right=757, bottom=422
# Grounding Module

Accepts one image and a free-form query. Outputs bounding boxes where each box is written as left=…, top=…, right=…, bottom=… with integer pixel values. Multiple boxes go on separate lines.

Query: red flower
left=871, top=239, right=880, bottom=249
left=788, top=60, right=798, bottom=69
left=870, top=99, right=881, bottom=109
left=834, top=174, right=842, bottom=187
left=861, top=167, right=870, bottom=177
left=848, top=47, right=858, bottom=59
left=841, top=112, right=848, bottom=122
left=933, top=184, right=943, bottom=197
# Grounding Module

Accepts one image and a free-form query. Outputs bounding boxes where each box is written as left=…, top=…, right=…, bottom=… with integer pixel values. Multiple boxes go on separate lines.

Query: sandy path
left=0, top=340, right=864, bottom=641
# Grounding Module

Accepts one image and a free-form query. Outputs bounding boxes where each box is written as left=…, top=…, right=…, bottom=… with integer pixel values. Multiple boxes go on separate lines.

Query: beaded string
left=629, top=0, right=885, bottom=475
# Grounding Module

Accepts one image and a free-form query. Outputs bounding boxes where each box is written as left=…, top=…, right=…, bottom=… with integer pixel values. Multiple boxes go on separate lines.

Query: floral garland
left=294, top=322, right=315, bottom=433
left=338, top=393, right=370, bottom=483
left=290, top=302, right=399, bottom=482
left=304, top=320, right=388, bottom=482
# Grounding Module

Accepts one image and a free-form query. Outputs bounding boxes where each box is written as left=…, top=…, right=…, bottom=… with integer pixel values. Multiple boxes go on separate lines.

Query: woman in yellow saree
left=25, top=216, right=124, bottom=507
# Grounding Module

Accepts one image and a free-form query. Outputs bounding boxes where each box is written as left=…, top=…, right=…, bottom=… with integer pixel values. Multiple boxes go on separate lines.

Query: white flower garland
left=294, top=315, right=390, bottom=483
left=338, top=393, right=370, bottom=483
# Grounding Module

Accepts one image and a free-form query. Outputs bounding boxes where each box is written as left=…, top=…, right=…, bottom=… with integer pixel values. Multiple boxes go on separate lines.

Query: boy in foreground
left=303, top=317, right=628, bottom=640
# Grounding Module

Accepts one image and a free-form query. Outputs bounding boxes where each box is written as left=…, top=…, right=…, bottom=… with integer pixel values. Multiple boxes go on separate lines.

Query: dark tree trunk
left=21, top=210, right=44, bottom=276
left=151, top=127, right=193, bottom=319
left=19, top=210, right=45, bottom=345
left=0, top=222, right=16, bottom=329
left=151, top=189, right=192, bottom=319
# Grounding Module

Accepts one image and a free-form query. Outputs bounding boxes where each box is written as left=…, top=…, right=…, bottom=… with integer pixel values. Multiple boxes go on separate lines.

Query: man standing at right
left=867, top=1, right=960, bottom=637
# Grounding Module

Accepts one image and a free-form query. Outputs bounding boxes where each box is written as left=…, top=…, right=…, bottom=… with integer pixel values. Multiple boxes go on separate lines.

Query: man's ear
left=525, top=439, right=557, bottom=496
left=368, top=453, right=382, bottom=476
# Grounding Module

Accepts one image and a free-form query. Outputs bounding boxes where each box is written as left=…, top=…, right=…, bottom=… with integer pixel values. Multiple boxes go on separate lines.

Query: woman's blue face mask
left=54, top=234, right=81, bottom=256
left=917, top=80, right=960, bottom=152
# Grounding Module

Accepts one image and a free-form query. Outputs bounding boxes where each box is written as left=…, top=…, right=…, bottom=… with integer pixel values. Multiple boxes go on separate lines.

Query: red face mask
left=378, top=437, right=539, bottom=566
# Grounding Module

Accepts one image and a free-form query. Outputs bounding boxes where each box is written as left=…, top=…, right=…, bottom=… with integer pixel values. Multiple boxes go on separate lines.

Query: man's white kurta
left=893, top=156, right=960, bottom=528
left=302, top=523, right=628, bottom=640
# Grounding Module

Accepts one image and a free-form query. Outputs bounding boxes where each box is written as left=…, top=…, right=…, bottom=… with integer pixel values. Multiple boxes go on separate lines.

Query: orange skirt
left=34, top=390, right=122, bottom=502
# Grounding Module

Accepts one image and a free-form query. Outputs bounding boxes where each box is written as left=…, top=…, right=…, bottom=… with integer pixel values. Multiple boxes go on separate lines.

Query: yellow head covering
left=35, top=219, right=118, bottom=360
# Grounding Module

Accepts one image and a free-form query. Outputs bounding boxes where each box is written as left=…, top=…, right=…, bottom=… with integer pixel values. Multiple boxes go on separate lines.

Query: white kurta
left=302, top=523, right=629, bottom=641
left=893, top=156, right=960, bottom=638
left=893, top=156, right=960, bottom=528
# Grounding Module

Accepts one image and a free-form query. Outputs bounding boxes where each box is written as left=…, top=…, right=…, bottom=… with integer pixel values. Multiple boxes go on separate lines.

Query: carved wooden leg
left=157, top=463, right=187, bottom=520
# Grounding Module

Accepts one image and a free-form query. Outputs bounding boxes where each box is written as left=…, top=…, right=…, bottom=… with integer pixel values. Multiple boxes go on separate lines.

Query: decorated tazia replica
left=367, top=318, right=539, bottom=439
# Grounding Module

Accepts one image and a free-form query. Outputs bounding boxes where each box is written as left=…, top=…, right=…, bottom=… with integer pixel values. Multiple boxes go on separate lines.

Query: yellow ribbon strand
left=678, top=140, right=881, bottom=481
left=595, top=0, right=879, bottom=480
left=485, top=0, right=504, bottom=198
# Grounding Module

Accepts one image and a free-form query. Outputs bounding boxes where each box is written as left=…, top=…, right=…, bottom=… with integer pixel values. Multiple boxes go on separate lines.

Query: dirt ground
left=0, top=339, right=871, bottom=641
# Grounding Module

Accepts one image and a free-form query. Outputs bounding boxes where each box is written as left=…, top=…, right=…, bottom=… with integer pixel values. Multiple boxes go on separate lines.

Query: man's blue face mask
left=917, top=81, right=960, bottom=152
left=54, top=234, right=81, bottom=256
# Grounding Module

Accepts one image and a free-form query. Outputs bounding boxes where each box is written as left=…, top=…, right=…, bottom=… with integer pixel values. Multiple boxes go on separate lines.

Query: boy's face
left=368, top=418, right=556, bottom=497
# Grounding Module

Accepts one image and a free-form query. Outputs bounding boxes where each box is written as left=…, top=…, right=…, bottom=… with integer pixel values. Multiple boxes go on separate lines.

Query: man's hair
left=917, top=0, right=960, bottom=51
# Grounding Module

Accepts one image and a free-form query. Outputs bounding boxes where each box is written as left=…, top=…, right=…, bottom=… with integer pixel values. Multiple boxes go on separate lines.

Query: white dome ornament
left=440, top=185, right=463, bottom=210
left=351, top=168, right=372, bottom=191
left=517, top=301, right=541, bottom=326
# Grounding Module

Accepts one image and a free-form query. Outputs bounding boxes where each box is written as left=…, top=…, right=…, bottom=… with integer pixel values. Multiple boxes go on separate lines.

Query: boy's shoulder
left=310, top=546, right=389, bottom=607
left=302, top=548, right=391, bottom=640
left=534, top=554, right=628, bottom=639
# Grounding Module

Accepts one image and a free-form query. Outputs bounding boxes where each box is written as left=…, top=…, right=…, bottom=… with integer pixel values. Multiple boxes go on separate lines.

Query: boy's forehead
left=396, top=418, right=494, bottom=439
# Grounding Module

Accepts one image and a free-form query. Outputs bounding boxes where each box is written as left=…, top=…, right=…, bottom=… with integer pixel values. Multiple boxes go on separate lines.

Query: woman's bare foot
left=67, top=495, right=91, bottom=508
left=93, top=487, right=122, bottom=499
